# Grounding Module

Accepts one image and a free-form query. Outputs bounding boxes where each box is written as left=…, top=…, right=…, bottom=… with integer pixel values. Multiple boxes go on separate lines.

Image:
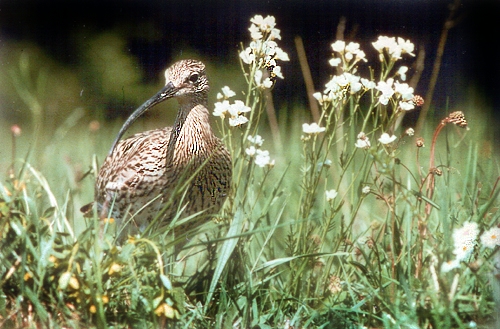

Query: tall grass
left=1, top=15, right=499, bottom=329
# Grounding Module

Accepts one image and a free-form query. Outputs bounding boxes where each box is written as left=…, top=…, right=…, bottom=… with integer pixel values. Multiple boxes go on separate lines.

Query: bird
left=83, top=59, right=232, bottom=237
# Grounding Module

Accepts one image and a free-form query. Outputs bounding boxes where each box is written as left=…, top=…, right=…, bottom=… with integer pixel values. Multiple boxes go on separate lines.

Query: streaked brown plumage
left=87, top=59, right=231, bottom=235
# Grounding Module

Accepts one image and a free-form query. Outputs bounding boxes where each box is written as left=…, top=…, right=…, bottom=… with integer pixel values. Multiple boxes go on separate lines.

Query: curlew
left=85, top=59, right=232, bottom=236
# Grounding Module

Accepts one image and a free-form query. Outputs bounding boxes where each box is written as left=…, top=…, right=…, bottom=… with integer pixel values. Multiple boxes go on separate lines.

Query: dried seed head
left=447, top=111, right=467, bottom=128
left=430, top=167, right=443, bottom=176
left=412, top=95, right=424, bottom=107
left=416, top=137, right=425, bottom=147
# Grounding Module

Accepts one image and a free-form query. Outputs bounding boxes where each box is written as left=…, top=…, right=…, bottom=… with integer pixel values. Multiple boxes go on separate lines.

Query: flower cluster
left=375, top=78, right=415, bottom=110
left=372, top=36, right=415, bottom=61
left=245, top=135, right=274, bottom=168
left=313, top=36, right=417, bottom=109
left=239, top=15, right=290, bottom=86
left=329, top=40, right=367, bottom=72
left=213, top=86, right=251, bottom=127
left=442, top=222, right=500, bottom=273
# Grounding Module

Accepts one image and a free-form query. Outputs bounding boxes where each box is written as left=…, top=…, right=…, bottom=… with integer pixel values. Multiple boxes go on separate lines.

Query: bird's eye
left=189, top=73, right=199, bottom=83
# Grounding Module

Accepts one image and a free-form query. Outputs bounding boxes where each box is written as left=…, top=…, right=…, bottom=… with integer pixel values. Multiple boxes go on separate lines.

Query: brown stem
left=294, top=36, right=320, bottom=123
left=415, top=0, right=461, bottom=135
left=425, top=120, right=447, bottom=215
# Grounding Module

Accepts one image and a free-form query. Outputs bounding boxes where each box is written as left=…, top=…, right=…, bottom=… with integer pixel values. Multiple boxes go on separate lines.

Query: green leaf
left=205, top=207, right=244, bottom=309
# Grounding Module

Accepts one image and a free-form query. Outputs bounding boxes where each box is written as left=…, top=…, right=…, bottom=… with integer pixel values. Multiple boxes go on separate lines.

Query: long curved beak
left=108, top=81, right=177, bottom=156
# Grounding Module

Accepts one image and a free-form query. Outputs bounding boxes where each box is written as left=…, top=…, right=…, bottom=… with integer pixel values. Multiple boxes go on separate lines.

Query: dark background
left=0, top=0, right=499, bottom=129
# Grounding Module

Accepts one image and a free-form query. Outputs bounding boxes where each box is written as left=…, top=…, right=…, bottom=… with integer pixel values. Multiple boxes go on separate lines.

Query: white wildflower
left=397, top=66, right=409, bottom=81
left=216, top=86, right=236, bottom=100
left=362, top=186, right=371, bottom=194
left=355, top=132, right=371, bottom=149
left=229, top=116, right=249, bottom=127
left=255, top=149, right=273, bottom=167
left=361, top=78, right=376, bottom=90
left=227, top=100, right=251, bottom=127
left=250, top=15, right=281, bottom=40
left=254, top=69, right=273, bottom=89
left=329, top=58, right=341, bottom=67
left=376, top=78, right=395, bottom=105
left=247, top=135, right=264, bottom=146
left=372, top=36, right=398, bottom=54
left=452, top=222, right=479, bottom=261
left=331, top=40, right=346, bottom=53
left=248, top=23, right=263, bottom=40
left=274, top=47, right=290, bottom=61
left=325, top=189, right=338, bottom=202
left=399, top=101, right=415, bottom=111
left=480, top=227, right=500, bottom=249
left=302, top=123, right=326, bottom=134
left=272, top=66, right=284, bottom=79
left=239, top=47, right=255, bottom=64
left=378, top=133, right=397, bottom=144
left=397, top=37, right=415, bottom=57
left=213, top=100, right=231, bottom=118
left=394, top=81, right=414, bottom=100
left=245, top=146, right=257, bottom=157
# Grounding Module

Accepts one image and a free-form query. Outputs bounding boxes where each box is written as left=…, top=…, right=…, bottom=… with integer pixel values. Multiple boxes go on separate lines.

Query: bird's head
left=164, top=59, right=209, bottom=99
left=107, top=59, right=209, bottom=155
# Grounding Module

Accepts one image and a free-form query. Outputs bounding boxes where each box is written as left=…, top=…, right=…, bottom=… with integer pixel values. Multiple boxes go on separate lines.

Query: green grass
left=1, top=16, right=499, bottom=329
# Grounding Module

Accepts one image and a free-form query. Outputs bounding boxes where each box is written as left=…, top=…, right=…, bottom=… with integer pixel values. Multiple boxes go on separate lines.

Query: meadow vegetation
left=1, top=15, right=499, bottom=329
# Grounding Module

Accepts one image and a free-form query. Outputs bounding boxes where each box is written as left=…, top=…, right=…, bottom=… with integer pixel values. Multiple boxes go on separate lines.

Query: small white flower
left=480, top=227, right=500, bottom=249
left=271, top=66, right=284, bottom=79
left=239, top=47, right=255, bottom=64
left=397, top=37, right=415, bottom=57
left=229, top=116, right=249, bottom=127
left=247, top=135, right=264, bottom=146
left=376, top=78, right=395, bottom=105
left=441, top=259, right=460, bottom=273
left=362, top=186, right=371, bottom=194
left=217, top=86, right=236, bottom=100
left=331, top=40, right=346, bottom=53
left=453, top=241, right=475, bottom=261
left=355, top=132, right=371, bottom=149
left=394, top=81, right=414, bottom=100
left=229, top=100, right=251, bottom=115
left=248, top=23, right=263, bottom=40
left=325, top=189, right=338, bottom=202
left=397, top=66, right=409, bottom=81
left=372, top=36, right=398, bottom=54
left=329, top=58, right=341, bottom=67
left=213, top=100, right=231, bottom=117
left=245, top=146, right=257, bottom=156
left=255, top=70, right=273, bottom=89
left=361, top=78, right=376, bottom=90
left=302, top=122, right=326, bottom=134
left=378, top=133, right=397, bottom=144
left=274, top=47, right=290, bottom=61
left=399, top=101, right=415, bottom=111
left=452, top=222, right=479, bottom=261
left=405, top=128, right=415, bottom=136
left=255, top=149, right=272, bottom=167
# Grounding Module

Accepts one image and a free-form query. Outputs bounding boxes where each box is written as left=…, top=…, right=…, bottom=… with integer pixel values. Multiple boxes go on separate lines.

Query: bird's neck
left=166, top=100, right=215, bottom=162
